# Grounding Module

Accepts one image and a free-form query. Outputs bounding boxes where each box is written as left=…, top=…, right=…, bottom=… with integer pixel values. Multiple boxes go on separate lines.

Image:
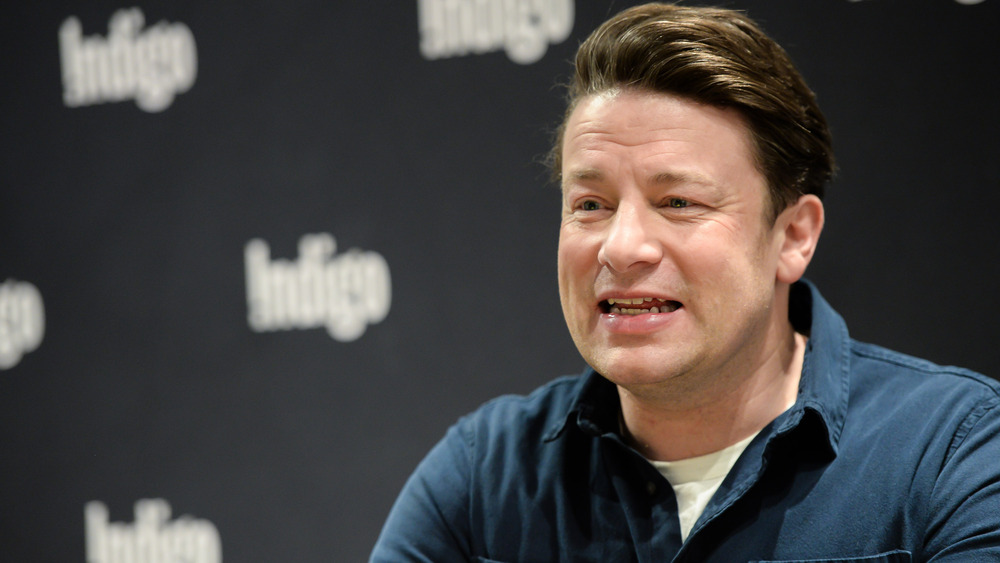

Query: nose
left=597, top=202, right=663, bottom=273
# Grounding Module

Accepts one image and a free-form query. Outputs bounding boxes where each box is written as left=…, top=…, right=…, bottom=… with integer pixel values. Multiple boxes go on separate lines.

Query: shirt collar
left=543, top=279, right=851, bottom=454
left=778, top=279, right=850, bottom=454
left=542, top=369, right=619, bottom=442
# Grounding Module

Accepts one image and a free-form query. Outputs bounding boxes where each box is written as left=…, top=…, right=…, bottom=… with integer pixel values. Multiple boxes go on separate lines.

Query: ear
left=775, top=194, right=824, bottom=284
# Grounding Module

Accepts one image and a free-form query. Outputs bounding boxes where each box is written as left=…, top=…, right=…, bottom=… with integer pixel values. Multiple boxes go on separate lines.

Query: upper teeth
left=607, top=297, right=655, bottom=305
left=606, top=297, right=679, bottom=315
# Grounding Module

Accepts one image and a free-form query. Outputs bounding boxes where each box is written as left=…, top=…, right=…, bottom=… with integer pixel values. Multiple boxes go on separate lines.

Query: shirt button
left=646, top=482, right=657, bottom=495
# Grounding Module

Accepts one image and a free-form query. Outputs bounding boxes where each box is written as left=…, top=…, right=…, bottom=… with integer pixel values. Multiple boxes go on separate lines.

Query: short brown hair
left=551, top=3, right=835, bottom=220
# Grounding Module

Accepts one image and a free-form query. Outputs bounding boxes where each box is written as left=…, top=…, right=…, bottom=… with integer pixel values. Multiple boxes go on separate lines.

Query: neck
left=618, top=323, right=806, bottom=462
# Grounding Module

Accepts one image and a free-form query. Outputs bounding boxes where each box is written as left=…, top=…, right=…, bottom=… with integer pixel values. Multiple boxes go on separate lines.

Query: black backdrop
left=2, top=1, right=998, bottom=561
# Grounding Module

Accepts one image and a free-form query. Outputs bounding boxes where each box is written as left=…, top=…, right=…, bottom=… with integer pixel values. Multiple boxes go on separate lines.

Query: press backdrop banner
left=2, top=1, right=998, bottom=560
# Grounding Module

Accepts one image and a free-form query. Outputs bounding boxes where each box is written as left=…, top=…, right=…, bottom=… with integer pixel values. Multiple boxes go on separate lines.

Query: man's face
left=558, top=89, right=788, bottom=389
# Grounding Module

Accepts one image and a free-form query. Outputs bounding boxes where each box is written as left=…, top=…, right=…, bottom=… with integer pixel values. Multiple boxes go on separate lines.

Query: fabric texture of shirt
left=370, top=281, right=1000, bottom=562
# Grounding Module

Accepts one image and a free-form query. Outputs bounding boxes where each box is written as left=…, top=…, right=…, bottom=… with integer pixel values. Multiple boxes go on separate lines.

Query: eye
left=667, top=198, right=690, bottom=209
left=580, top=200, right=602, bottom=211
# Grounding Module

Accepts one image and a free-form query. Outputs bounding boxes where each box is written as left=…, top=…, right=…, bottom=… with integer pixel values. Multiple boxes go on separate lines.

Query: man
left=372, top=3, right=1000, bottom=561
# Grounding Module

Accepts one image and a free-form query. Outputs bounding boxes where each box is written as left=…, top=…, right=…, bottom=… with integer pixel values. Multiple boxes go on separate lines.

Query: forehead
left=562, top=90, right=761, bottom=190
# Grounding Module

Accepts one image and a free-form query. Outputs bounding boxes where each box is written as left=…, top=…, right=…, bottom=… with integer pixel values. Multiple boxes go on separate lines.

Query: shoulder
left=846, top=340, right=1000, bottom=447
left=392, top=375, right=587, bottom=503
left=452, top=374, right=584, bottom=446
left=849, top=339, right=1000, bottom=400
left=371, top=378, right=587, bottom=561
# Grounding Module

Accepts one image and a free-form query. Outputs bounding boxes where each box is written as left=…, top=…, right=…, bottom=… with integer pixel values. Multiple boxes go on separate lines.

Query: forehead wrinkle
left=572, top=125, right=696, bottom=150
left=565, top=151, right=719, bottom=188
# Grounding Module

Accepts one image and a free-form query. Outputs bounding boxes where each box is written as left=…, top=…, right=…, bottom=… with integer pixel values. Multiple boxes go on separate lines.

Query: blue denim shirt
left=371, top=281, right=1000, bottom=562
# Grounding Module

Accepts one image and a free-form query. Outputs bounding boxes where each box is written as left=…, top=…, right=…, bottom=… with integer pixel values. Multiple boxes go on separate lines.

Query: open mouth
left=600, top=297, right=682, bottom=315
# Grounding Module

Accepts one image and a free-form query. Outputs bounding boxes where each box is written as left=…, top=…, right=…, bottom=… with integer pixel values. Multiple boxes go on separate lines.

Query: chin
left=588, top=351, right=686, bottom=389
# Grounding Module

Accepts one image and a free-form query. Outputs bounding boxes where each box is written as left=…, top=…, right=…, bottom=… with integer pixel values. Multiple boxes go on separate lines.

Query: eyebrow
left=567, top=168, right=604, bottom=183
left=648, top=170, right=716, bottom=188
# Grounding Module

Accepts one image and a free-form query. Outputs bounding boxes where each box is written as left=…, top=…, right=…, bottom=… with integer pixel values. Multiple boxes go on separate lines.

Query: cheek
left=668, top=233, right=735, bottom=282
left=557, top=229, right=591, bottom=277
left=676, top=220, right=769, bottom=273
left=669, top=229, right=774, bottom=312
left=557, top=229, right=597, bottom=308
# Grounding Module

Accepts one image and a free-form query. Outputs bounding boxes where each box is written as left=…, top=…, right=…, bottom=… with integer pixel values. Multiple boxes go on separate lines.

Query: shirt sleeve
left=924, top=393, right=1000, bottom=560
left=370, top=422, right=474, bottom=563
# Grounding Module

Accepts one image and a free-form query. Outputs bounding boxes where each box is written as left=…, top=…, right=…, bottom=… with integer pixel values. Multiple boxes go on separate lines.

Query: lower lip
left=599, top=309, right=679, bottom=334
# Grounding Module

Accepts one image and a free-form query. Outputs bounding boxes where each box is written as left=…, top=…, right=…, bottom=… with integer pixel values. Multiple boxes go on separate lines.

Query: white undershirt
left=647, top=431, right=758, bottom=542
